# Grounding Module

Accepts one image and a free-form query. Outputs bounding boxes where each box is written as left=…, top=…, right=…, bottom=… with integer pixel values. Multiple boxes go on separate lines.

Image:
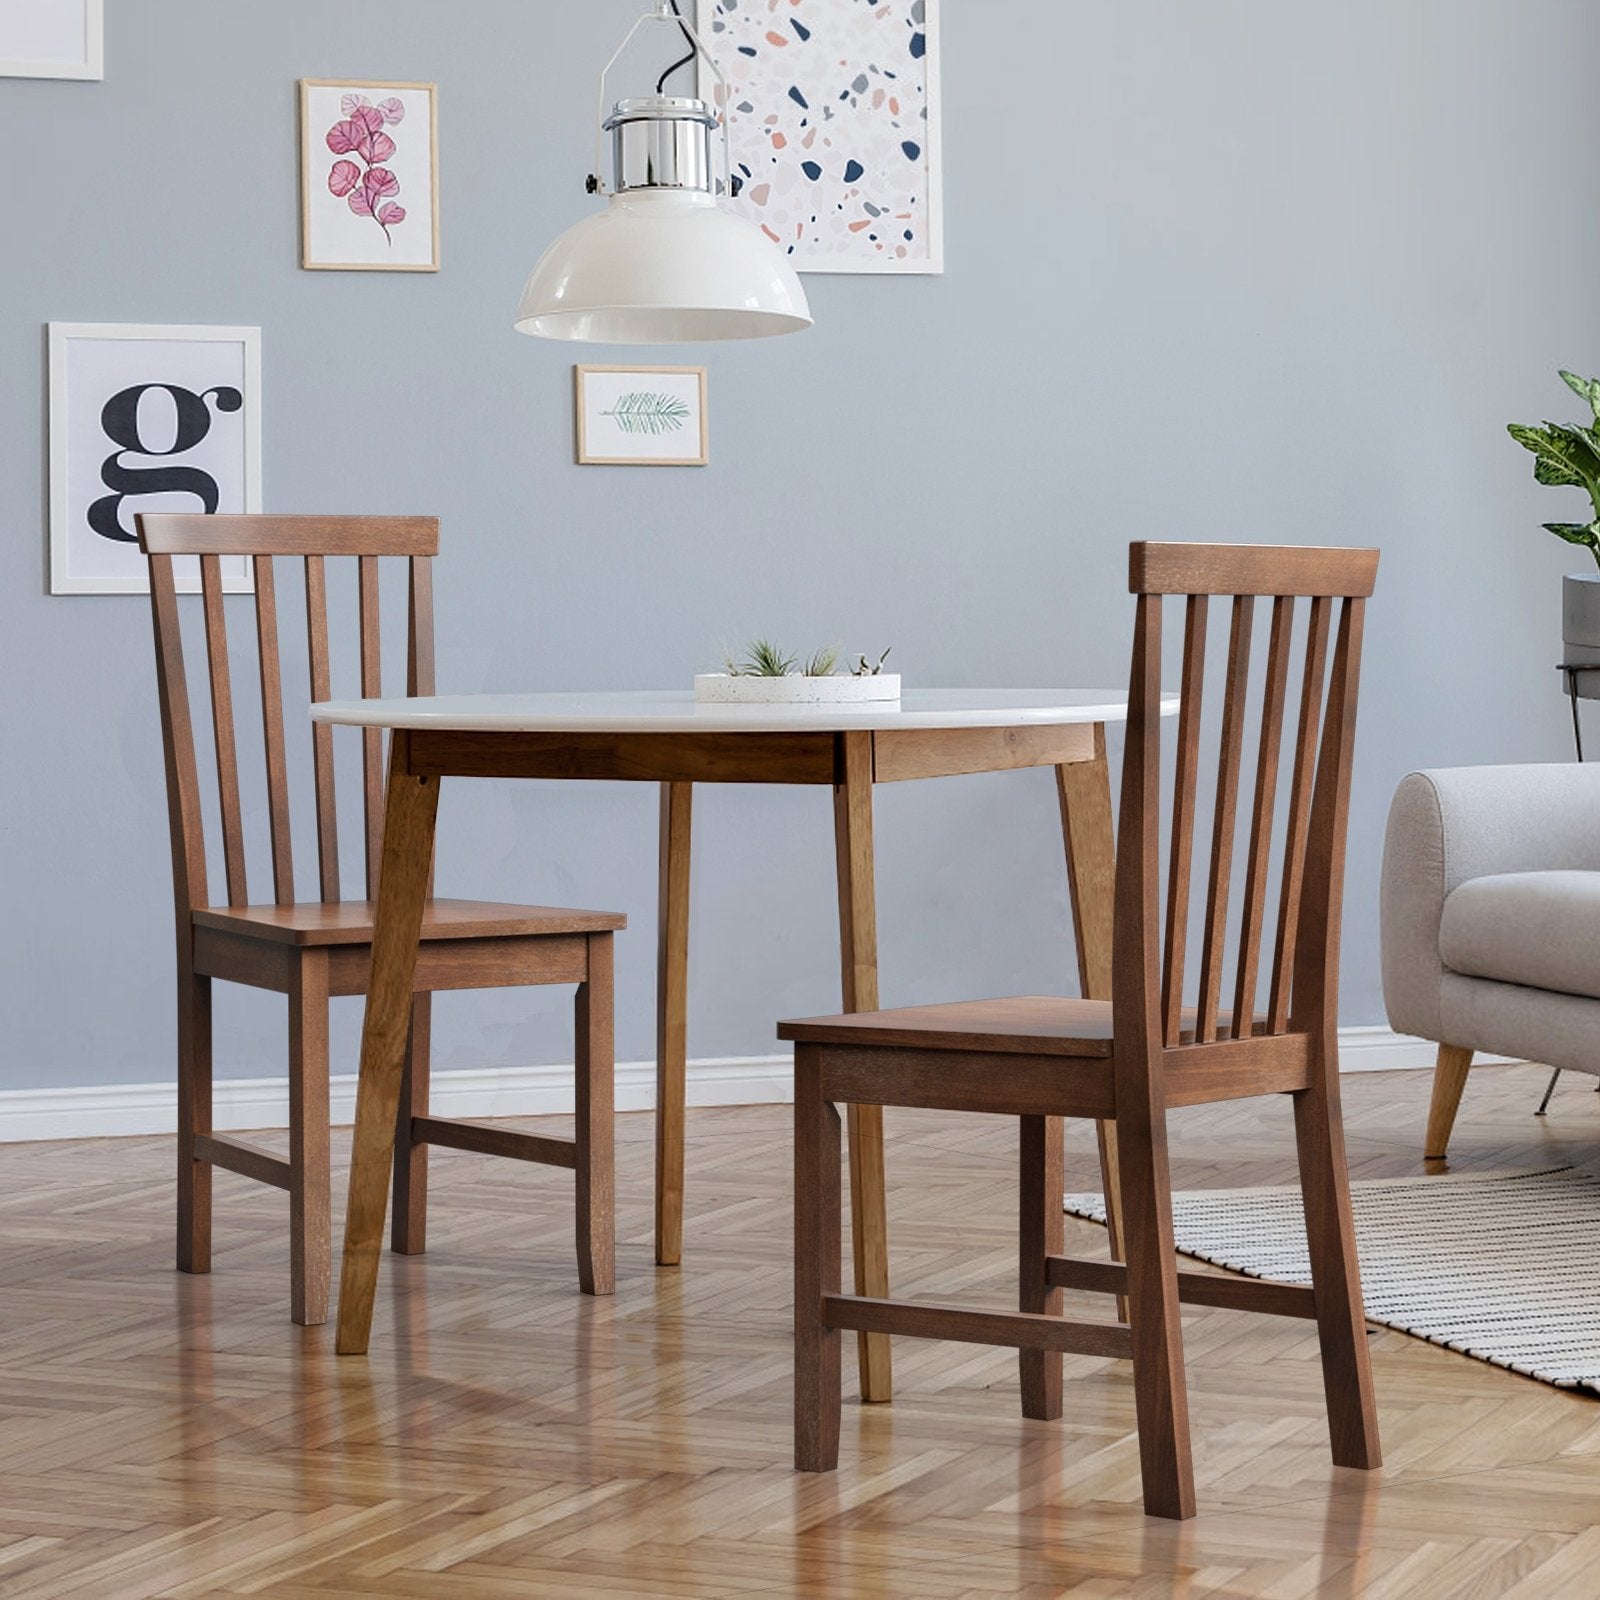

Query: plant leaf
left=1560, top=370, right=1600, bottom=421
left=739, top=639, right=795, bottom=676
left=1543, top=520, right=1600, bottom=548
left=600, top=391, right=692, bottom=437
left=1508, top=422, right=1600, bottom=491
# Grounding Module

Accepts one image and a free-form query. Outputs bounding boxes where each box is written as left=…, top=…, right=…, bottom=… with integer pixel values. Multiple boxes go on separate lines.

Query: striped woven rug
left=1064, top=1167, right=1600, bottom=1394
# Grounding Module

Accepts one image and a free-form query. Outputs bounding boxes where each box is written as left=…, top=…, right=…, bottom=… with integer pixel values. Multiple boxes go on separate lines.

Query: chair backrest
left=1113, top=542, right=1379, bottom=1057
left=136, top=513, right=439, bottom=915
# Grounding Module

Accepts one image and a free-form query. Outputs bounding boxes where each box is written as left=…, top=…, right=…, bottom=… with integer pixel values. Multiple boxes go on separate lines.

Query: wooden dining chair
left=782, top=541, right=1382, bottom=1520
left=137, top=513, right=624, bottom=1326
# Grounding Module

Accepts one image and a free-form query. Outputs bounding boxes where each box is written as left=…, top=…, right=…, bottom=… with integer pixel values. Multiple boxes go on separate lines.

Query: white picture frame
left=48, top=323, right=261, bottom=596
left=299, top=79, right=440, bottom=272
left=696, top=0, right=942, bottom=275
left=0, top=0, right=102, bottom=80
left=574, top=366, right=709, bottom=467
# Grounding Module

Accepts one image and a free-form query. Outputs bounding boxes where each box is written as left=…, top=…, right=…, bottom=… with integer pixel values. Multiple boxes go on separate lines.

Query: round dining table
left=312, top=687, right=1173, bottom=1397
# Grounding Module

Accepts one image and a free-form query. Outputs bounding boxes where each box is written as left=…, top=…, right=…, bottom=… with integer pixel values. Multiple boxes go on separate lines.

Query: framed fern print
left=574, top=365, right=708, bottom=467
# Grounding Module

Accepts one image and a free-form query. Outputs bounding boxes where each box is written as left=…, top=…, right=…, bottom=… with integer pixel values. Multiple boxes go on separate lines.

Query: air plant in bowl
left=695, top=639, right=901, bottom=704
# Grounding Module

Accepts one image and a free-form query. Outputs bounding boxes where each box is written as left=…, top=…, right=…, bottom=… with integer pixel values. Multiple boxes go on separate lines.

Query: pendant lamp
left=515, top=2, right=812, bottom=344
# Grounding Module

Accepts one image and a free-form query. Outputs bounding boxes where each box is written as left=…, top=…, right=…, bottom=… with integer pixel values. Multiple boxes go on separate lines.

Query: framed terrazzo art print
left=574, top=366, right=709, bottom=467
left=696, top=0, right=941, bottom=274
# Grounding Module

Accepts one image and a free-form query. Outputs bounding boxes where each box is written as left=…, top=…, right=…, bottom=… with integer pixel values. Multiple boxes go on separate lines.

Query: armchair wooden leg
left=795, top=1045, right=842, bottom=1473
left=391, top=994, right=432, bottom=1256
left=1425, top=1045, right=1473, bottom=1160
left=177, top=967, right=213, bottom=1276
left=1019, top=1114, right=1064, bottom=1420
left=1115, top=1101, right=1196, bottom=1521
left=1293, top=1034, right=1381, bottom=1470
left=289, top=951, right=332, bottom=1327
left=575, top=932, right=615, bottom=1297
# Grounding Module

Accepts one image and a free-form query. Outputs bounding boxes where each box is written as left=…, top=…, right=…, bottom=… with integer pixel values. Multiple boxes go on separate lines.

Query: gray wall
left=4, top=1, right=1598, bottom=1095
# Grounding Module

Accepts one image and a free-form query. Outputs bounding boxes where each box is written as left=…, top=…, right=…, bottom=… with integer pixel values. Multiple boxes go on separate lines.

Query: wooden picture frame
left=48, top=322, right=261, bottom=595
left=574, top=365, right=709, bottom=467
left=0, top=0, right=103, bottom=80
left=299, top=79, right=439, bottom=272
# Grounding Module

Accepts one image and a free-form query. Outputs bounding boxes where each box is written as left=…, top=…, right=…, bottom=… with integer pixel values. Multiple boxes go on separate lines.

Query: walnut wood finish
left=137, top=513, right=621, bottom=1328
left=654, top=782, right=692, bottom=1267
left=1055, top=729, right=1128, bottom=1320
left=785, top=540, right=1381, bottom=1520
left=834, top=730, right=892, bottom=1402
left=408, top=728, right=840, bottom=785
left=874, top=721, right=1094, bottom=781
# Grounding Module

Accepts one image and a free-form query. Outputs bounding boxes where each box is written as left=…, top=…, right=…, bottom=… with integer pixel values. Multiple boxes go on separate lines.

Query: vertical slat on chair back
left=1115, top=543, right=1378, bottom=1054
left=305, top=555, right=341, bottom=901
left=358, top=556, right=384, bottom=897
left=253, top=555, right=295, bottom=903
left=136, top=515, right=440, bottom=913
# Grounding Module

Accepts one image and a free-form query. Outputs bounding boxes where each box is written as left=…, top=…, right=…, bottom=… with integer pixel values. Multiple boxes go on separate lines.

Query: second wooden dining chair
left=781, top=541, right=1382, bottom=1519
left=138, top=513, right=624, bottom=1325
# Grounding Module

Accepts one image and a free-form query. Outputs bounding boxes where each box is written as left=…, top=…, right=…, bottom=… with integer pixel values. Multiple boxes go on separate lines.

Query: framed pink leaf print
left=299, top=79, right=438, bottom=271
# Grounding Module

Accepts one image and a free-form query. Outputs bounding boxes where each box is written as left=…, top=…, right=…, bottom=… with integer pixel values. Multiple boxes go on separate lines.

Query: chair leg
left=177, top=966, right=213, bottom=1275
left=391, top=994, right=432, bottom=1255
left=289, top=951, right=332, bottom=1327
left=1293, top=1059, right=1382, bottom=1471
left=1019, top=1114, right=1064, bottom=1420
left=575, top=933, right=615, bottom=1297
left=1096, top=1120, right=1130, bottom=1322
left=795, top=1044, right=842, bottom=1472
left=1424, top=1045, right=1472, bottom=1160
left=1115, top=1099, right=1196, bottom=1520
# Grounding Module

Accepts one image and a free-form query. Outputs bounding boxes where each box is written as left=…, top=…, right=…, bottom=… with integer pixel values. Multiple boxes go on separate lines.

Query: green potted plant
left=695, top=641, right=899, bottom=704
left=1509, top=369, right=1600, bottom=664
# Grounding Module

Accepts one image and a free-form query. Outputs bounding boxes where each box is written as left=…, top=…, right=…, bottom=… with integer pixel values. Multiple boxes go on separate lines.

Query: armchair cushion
left=1440, top=870, right=1600, bottom=1003
left=1381, top=764, right=1600, bottom=1044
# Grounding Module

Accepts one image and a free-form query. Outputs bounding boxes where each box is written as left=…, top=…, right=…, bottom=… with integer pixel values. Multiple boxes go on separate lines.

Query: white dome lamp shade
left=515, top=3, right=811, bottom=344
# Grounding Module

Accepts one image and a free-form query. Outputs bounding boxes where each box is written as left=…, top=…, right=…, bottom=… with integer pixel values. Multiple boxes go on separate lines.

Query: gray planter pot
left=1563, top=572, right=1600, bottom=666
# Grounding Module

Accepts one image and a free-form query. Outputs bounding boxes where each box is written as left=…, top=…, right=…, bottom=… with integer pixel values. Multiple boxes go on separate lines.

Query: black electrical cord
left=656, top=0, right=696, bottom=93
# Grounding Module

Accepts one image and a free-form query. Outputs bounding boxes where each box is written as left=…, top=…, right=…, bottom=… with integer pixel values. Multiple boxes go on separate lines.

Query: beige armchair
left=1380, top=764, right=1600, bottom=1158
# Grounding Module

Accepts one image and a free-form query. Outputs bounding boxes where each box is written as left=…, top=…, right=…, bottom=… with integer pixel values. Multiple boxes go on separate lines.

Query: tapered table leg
left=335, top=735, right=439, bottom=1356
left=834, top=731, right=892, bottom=1402
left=1057, top=727, right=1128, bottom=1318
left=655, top=781, right=693, bottom=1266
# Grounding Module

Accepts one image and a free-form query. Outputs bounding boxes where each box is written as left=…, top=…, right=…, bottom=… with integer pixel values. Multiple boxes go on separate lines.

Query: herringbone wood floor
left=3, top=1062, right=1599, bottom=1598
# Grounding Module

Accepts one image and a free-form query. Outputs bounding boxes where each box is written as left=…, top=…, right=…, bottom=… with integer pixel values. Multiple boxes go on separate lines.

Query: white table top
left=311, top=688, right=1176, bottom=735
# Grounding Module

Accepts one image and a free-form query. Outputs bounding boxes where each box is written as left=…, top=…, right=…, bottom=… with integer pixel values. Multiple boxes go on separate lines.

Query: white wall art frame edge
left=0, top=0, right=103, bottom=80
left=48, top=322, right=262, bottom=595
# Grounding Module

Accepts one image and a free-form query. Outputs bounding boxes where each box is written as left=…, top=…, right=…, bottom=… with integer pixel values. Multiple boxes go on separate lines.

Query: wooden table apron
left=332, top=718, right=1124, bottom=1400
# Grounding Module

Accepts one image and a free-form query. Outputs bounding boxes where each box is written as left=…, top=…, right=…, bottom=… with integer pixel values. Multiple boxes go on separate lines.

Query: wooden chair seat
left=780, top=997, right=1307, bottom=1121
left=194, top=897, right=626, bottom=946
left=781, top=996, right=1115, bottom=1056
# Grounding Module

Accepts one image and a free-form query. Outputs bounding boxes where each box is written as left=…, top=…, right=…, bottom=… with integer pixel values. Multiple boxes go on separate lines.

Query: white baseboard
left=0, top=1029, right=1514, bottom=1144
left=0, top=1055, right=793, bottom=1145
left=1335, top=1026, right=1517, bottom=1074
